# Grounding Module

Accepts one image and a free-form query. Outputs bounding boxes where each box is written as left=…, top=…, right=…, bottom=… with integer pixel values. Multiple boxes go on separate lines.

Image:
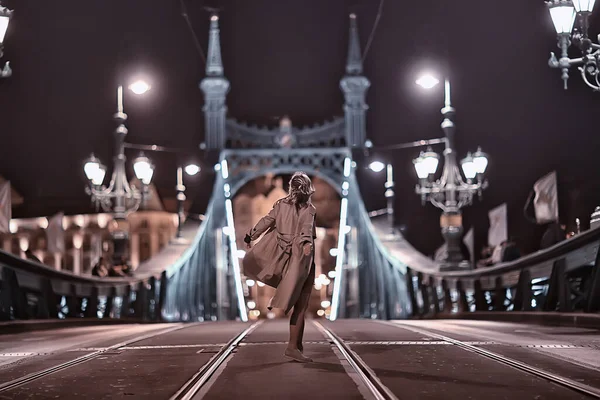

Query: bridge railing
left=0, top=247, right=171, bottom=322
left=408, top=226, right=600, bottom=317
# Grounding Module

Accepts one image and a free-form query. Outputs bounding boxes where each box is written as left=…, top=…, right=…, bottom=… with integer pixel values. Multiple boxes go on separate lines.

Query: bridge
left=0, top=13, right=599, bottom=400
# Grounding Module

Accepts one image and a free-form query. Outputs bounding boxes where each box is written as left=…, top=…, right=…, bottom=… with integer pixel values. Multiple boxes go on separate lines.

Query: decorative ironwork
left=546, top=0, right=600, bottom=91
left=225, top=118, right=346, bottom=149
left=161, top=147, right=414, bottom=321
left=223, top=148, right=347, bottom=188
left=413, top=79, right=489, bottom=270
left=83, top=91, right=153, bottom=220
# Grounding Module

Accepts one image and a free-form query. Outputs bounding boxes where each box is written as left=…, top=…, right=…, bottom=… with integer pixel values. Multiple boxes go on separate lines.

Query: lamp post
left=83, top=80, right=154, bottom=263
left=414, top=75, right=489, bottom=270
left=546, top=0, right=600, bottom=90
left=0, top=5, right=13, bottom=78
left=122, top=141, right=202, bottom=240
left=175, top=163, right=201, bottom=239
left=368, top=161, right=395, bottom=234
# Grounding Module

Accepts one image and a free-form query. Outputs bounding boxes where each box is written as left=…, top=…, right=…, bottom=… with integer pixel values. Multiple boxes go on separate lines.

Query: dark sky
left=1, top=0, right=599, bottom=258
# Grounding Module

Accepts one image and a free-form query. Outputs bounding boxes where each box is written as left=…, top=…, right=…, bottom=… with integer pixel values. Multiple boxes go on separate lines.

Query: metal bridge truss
left=161, top=148, right=411, bottom=322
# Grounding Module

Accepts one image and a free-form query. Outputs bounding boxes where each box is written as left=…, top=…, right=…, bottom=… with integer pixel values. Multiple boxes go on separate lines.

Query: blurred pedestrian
left=92, top=257, right=109, bottom=277
left=24, top=249, right=41, bottom=263
left=540, top=222, right=566, bottom=249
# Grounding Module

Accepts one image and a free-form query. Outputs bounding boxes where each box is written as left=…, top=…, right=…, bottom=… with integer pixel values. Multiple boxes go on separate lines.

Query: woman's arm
left=244, top=202, right=279, bottom=244
left=299, top=206, right=316, bottom=255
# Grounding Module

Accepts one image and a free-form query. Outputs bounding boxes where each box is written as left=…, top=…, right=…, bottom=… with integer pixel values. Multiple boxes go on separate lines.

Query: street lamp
left=0, top=5, right=13, bottom=78
left=368, top=161, right=395, bottom=233
left=132, top=153, right=155, bottom=185
left=415, top=74, right=440, bottom=89
left=83, top=81, right=154, bottom=264
left=184, top=164, right=200, bottom=176
left=129, top=80, right=151, bottom=95
left=546, top=0, right=600, bottom=90
left=120, top=140, right=203, bottom=241
left=175, top=163, right=201, bottom=239
left=414, top=74, right=489, bottom=270
left=413, top=147, right=440, bottom=185
left=368, top=160, right=385, bottom=173
left=84, top=81, right=154, bottom=218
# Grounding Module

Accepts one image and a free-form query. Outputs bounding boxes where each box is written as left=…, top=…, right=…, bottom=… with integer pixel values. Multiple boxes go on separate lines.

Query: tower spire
left=346, top=13, right=363, bottom=75
left=340, top=13, right=370, bottom=148
left=200, top=14, right=230, bottom=150
left=206, top=14, right=224, bottom=76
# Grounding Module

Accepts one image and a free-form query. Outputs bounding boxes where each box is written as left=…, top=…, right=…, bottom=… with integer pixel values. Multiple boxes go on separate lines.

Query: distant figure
left=476, top=247, right=493, bottom=268
left=25, top=250, right=41, bottom=264
left=92, top=257, right=109, bottom=278
left=243, top=172, right=316, bottom=363
left=477, top=242, right=512, bottom=268
left=120, top=256, right=133, bottom=276
left=108, top=256, right=129, bottom=277
left=540, top=222, right=566, bottom=249
left=490, top=242, right=504, bottom=264
left=501, top=238, right=521, bottom=262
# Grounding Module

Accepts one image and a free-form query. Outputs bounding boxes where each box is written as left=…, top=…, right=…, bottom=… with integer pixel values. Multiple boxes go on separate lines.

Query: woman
left=244, top=172, right=316, bottom=363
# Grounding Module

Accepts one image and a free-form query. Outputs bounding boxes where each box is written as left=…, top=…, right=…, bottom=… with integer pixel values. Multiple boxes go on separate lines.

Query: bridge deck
left=0, top=320, right=598, bottom=399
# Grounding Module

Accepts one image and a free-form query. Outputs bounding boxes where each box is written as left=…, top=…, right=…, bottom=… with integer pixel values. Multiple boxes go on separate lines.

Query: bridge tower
left=341, top=14, right=371, bottom=148
left=162, top=13, right=411, bottom=324
left=200, top=14, right=230, bottom=150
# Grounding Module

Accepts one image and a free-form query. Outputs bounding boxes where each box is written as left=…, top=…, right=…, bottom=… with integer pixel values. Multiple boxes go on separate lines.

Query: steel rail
left=0, top=323, right=191, bottom=393
left=379, top=321, right=600, bottom=399
left=170, top=321, right=262, bottom=400
left=313, top=321, right=398, bottom=400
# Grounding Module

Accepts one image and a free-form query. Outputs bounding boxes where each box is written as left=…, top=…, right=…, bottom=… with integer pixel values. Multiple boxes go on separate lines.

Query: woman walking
left=244, top=172, right=317, bottom=363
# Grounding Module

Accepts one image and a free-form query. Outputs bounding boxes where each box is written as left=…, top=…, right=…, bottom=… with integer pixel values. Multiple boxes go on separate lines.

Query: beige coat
left=243, top=199, right=316, bottom=314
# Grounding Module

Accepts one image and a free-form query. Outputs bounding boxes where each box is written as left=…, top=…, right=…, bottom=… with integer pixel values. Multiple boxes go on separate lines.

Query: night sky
left=1, top=0, right=599, bottom=259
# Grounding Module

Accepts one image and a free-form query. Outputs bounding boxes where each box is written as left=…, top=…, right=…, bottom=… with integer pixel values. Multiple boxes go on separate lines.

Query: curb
left=0, top=318, right=155, bottom=335
left=428, top=311, right=600, bottom=330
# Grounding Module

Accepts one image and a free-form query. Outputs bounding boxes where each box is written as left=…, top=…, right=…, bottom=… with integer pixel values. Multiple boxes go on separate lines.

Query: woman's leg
left=285, top=293, right=312, bottom=362
left=297, top=319, right=305, bottom=352
left=288, top=292, right=310, bottom=350
left=297, top=263, right=315, bottom=352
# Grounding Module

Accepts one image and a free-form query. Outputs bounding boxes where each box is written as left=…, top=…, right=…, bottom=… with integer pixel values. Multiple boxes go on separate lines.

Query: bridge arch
left=228, top=167, right=343, bottom=199
left=162, top=147, right=411, bottom=323
left=220, top=148, right=350, bottom=199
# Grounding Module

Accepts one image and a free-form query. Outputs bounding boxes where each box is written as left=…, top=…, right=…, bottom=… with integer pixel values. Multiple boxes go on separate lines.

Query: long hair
left=283, top=172, right=315, bottom=208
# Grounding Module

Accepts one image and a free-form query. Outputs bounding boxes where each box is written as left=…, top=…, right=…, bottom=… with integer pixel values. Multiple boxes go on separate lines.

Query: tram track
left=2, top=319, right=597, bottom=399
left=313, top=321, right=398, bottom=400
left=378, top=320, right=600, bottom=399
left=0, top=323, right=193, bottom=393
left=169, top=321, right=262, bottom=400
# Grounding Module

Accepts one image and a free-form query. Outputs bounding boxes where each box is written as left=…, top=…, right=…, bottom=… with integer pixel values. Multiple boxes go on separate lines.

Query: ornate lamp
left=547, top=0, right=600, bottom=90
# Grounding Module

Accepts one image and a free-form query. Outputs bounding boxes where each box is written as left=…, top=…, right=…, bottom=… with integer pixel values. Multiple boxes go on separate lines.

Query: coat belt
left=276, top=232, right=294, bottom=254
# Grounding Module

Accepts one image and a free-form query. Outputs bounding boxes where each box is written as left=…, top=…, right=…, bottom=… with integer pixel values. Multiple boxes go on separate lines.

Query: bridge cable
left=361, top=0, right=385, bottom=63
left=179, top=0, right=207, bottom=65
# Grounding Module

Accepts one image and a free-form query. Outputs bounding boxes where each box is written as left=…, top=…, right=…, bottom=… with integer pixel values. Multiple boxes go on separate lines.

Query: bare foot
left=284, top=348, right=312, bottom=363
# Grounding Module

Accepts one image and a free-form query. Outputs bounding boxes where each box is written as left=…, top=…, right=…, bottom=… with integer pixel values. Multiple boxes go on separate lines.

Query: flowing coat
left=243, top=199, right=316, bottom=314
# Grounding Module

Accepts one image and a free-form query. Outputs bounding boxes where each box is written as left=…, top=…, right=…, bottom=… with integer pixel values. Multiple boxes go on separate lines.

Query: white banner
left=0, top=181, right=11, bottom=234
left=90, top=234, right=102, bottom=265
left=533, top=171, right=559, bottom=224
left=463, top=227, right=475, bottom=265
left=46, top=212, right=65, bottom=253
left=488, top=203, right=507, bottom=247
